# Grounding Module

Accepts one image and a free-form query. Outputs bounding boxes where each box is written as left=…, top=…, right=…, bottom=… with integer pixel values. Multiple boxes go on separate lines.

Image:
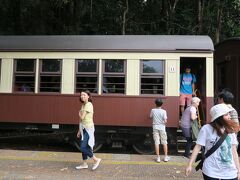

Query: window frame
left=75, top=59, right=99, bottom=93
left=140, top=60, right=164, bottom=75
left=13, top=59, right=36, bottom=93
left=102, top=59, right=126, bottom=94
left=39, top=59, right=62, bottom=74
left=140, top=59, right=165, bottom=95
left=39, top=59, right=62, bottom=93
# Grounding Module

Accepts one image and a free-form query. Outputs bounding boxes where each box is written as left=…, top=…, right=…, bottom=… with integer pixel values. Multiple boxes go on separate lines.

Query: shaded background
left=0, top=0, right=239, bottom=44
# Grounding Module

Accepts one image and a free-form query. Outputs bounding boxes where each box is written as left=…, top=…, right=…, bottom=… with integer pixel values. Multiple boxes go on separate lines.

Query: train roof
left=0, top=35, right=214, bottom=52
left=215, top=37, right=240, bottom=48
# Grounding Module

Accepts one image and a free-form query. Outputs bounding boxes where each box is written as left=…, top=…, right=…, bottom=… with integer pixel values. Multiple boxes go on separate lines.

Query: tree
left=0, top=0, right=239, bottom=42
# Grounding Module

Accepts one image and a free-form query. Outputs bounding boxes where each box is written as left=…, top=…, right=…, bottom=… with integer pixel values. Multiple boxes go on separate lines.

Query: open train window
left=39, top=59, right=62, bottom=93
left=140, top=60, right=164, bottom=95
left=102, top=59, right=126, bottom=94
left=14, top=59, right=36, bottom=92
left=75, top=59, right=98, bottom=93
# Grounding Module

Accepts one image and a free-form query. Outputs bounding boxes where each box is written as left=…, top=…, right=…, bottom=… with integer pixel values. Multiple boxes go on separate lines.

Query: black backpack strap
left=195, top=133, right=227, bottom=171
left=204, top=133, right=227, bottom=159
left=180, top=73, right=183, bottom=85
left=191, top=73, right=194, bottom=84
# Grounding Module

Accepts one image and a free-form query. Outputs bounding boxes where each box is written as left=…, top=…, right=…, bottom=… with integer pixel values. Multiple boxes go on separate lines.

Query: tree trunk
left=166, top=0, right=179, bottom=34
left=90, top=0, right=93, bottom=20
left=122, top=0, right=129, bottom=35
left=215, top=1, right=222, bottom=43
left=198, top=0, right=203, bottom=34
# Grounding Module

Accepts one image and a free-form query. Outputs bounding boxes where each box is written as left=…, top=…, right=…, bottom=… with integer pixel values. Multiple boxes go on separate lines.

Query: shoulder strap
left=204, top=133, right=227, bottom=159
left=191, top=73, right=194, bottom=84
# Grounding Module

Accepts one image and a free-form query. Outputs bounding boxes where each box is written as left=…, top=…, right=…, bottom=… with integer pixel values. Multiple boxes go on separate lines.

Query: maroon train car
left=0, top=35, right=214, bottom=153
left=214, top=37, right=240, bottom=114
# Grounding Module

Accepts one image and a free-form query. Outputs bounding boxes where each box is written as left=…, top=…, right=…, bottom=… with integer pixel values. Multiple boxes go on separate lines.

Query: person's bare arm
left=185, top=144, right=202, bottom=176
left=79, top=110, right=87, bottom=122
left=191, top=108, right=197, bottom=120
left=192, top=83, right=196, bottom=96
left=232, top=144, right=240, bottom=179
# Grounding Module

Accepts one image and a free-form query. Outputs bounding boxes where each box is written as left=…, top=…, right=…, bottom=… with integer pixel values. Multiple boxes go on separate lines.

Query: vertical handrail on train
left=197, top=106, right=201, bottom=128
left=195, top=89, right=205, bottom=128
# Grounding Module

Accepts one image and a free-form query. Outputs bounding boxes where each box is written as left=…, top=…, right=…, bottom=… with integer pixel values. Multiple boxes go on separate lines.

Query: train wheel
left=73, top=140, right=81, bottom=151
left=93, top=143, right=103, bottom=153
left=132, top=137, right=155, bottom=154
left=73, top=140, right=103, bottom=153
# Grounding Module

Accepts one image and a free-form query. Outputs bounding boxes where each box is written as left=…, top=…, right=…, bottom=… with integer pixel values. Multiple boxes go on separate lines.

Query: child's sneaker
left=156, top=156, right=161, bottom=163
left=163, top=156, right=170, bottom=162
left=76, top=164, right=88, bottom=170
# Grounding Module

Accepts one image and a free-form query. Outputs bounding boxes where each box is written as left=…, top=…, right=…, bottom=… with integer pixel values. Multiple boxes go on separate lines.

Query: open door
left=180, top=57, right=206, bottom=126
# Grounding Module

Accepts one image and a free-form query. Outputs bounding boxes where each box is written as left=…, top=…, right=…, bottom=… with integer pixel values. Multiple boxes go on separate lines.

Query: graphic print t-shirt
left=196, top=124, right=238, bottom=179
left=180, top=73, right=196, bottom=94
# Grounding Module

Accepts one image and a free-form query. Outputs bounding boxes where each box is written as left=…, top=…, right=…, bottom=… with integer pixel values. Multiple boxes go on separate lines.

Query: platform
left=0, top=149, right=202, bottom=179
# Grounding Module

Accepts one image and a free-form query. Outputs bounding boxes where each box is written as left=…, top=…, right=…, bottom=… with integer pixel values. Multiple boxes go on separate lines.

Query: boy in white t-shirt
left=150, top=98, right=170, bottom=162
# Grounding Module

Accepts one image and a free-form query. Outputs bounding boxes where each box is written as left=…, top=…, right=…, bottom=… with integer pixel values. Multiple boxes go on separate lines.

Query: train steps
left=176, top=129, right=196, bottom=154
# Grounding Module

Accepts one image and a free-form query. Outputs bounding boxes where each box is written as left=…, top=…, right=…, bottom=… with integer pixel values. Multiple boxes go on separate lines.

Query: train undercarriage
left=0, top=122, right=178, bottom=154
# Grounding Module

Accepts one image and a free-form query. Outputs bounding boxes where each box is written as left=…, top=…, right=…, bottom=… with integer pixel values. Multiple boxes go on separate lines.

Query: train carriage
left=214, top=37, right=240, bottom=114
left=0, top=35, right=214, bottom=154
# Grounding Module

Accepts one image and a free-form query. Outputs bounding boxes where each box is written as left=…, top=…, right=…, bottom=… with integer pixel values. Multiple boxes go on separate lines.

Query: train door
left=180, top=57, right=206, bottom=125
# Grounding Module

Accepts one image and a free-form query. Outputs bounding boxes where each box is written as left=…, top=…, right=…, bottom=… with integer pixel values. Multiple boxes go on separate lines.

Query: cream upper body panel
left=0, top=51, right=213, bottom=96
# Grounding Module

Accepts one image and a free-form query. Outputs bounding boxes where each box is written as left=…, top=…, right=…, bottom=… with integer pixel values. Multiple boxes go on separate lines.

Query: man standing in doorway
left=180, top=66, right=196, bottom=115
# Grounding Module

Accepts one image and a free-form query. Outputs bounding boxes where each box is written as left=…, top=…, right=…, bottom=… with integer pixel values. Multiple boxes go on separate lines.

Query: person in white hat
left=185, top=104, right=240, bottom=180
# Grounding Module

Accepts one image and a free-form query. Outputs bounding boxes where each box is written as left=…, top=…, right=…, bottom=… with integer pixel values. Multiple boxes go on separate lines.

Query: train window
left=39, top=59, right=62, bottom=93
left=140, top=60, right=164, bottom=95
left=75, top=59, right=98, bottom=93
left=102, top=59, right=126, bottom=94
left=14, top=59, right=36, bottom=92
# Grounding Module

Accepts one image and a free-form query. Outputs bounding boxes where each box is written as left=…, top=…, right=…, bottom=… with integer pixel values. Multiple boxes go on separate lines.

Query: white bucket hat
left=210, top=104, right=231, bottom=122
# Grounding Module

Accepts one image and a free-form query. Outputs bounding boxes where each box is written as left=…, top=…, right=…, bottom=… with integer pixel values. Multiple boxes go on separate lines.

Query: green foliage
left=0, top=0, right=239, bottom=42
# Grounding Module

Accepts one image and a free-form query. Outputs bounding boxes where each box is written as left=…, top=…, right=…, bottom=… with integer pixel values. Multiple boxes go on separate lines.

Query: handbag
left=195, top=133, right=227, bottom=171
left=191, top=119, right=200, bottom=141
